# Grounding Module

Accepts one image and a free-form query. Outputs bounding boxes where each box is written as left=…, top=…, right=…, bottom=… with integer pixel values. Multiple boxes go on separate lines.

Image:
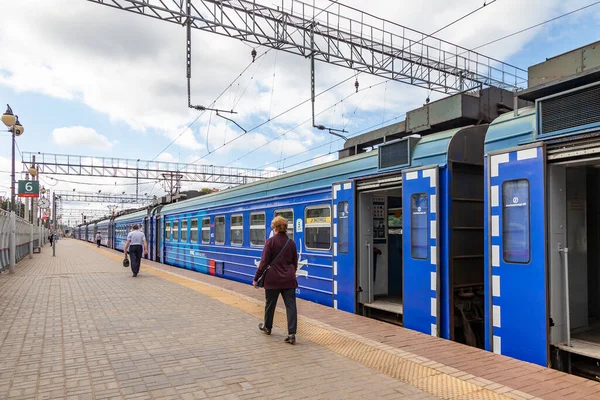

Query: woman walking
left=253, top=216, right=298, bottom=344
left=123, top=224, right=148, bottom=277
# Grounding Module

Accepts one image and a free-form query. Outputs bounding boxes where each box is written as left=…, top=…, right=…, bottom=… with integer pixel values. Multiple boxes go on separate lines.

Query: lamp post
left=1, top=105, right=25, bottom=212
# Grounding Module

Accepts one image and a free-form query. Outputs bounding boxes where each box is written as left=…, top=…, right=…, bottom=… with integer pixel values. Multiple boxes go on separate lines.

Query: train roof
left=161, top=151, right=379, bottom=215
left=114, top=209, right=148, bottom=223
left=484, top=107, right=536, bottom=153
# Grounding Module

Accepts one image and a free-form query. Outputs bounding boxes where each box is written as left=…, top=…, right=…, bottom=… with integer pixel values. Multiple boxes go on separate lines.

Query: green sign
left=18, top=180, right=39, bottom=198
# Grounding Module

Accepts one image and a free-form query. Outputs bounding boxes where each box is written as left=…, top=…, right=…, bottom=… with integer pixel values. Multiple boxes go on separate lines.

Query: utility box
left=529, top=41, right=600, bottom=87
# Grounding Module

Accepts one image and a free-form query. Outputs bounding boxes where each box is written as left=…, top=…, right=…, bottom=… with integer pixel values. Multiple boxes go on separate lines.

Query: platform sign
left=485, top=144, right=548, bottom=366
left=332, top=181, right=355, bottom=313
left=18, top=180, right=39, bottom=198
left=403, top=166, right=440, bottom=337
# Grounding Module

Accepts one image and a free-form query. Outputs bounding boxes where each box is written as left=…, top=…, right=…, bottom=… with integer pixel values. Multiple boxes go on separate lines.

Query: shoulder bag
left=256, top=238, right=290, bottom=288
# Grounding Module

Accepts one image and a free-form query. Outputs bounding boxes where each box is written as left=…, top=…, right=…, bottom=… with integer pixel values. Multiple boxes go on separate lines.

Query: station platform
left=1, top=241, right=599, bottom=400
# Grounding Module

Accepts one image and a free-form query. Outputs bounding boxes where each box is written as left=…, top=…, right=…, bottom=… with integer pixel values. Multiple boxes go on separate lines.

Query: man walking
left=123, top=224, right=148, bottom=277
left=95, top=231, right=102, bottom=247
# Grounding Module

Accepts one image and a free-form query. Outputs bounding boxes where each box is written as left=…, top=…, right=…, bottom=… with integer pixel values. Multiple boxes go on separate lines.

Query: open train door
left=403, top=166, right=440, bottom=337
left=332, top=181, right=355, bottom=313
left=485, top=144, right=548, bottom=366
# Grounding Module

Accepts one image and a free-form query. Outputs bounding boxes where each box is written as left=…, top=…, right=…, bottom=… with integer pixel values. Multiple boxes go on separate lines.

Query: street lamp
left=2, top=105, right=24, bottom=212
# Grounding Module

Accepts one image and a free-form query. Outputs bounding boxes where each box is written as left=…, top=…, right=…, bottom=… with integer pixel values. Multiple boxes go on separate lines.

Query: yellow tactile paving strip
left=91, top=243, right=512, bottom=400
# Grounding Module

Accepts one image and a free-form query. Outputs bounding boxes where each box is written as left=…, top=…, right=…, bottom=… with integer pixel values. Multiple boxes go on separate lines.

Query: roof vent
left=378, top=136, right=420, bottom=169
left=538, top=82, right=600, bottom=138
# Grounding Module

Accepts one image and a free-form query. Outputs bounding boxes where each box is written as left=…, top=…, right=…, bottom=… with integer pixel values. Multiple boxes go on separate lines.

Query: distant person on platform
left=123, top=224, right=148, bottom=277
left=253, top=216, right=298, bottom=344
left=95, top=232, right=102, bottom=248
left=48, top=232, right=54, bottom=247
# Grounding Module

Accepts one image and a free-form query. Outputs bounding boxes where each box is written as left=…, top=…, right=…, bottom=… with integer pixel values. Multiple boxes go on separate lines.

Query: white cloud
left=52, top=126, right=114, bottom=151
left=156, top=152, right=175, bottom=162
left=0, top=0, right=589, bottom=178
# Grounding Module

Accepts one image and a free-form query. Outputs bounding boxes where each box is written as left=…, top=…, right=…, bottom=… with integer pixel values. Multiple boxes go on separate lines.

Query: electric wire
left=148, top=49, right=271, bottom=164
left=224, top=78, right=390, bottom=166
left=251, top=113, right=406, bottom=171
left=468, top=0, right=600, bottom=52
left=180, top=0, right=344, bottom=169
left=272, top=113, right=407, bottom=171
left=183, top=73, right=358, bottom=168
left=224, top=0, right=503, bottom=169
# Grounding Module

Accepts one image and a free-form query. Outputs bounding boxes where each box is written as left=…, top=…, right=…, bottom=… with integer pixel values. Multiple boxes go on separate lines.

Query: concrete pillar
left=9, top=211, right=15, bottom=274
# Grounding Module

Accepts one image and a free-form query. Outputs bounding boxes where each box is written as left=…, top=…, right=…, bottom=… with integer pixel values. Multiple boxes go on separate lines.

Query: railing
left=0, top=209, right=48, bottom=272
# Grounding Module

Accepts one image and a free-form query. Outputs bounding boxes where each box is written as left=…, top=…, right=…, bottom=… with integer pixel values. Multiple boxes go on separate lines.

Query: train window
left=215, top=216, right=225, bottom=244
left=231, top=215, right=243, bottom=246
left=410, top=193, right=428, bottom=260
left=181, top=220, right=188, bottom=242
left=305, top=206, right=331, bottom=250
left=201, top=218, right=210, bottom=244
left=190, top=219, right=198, bottom=242
left=337, top=202, right=349, bottom=254
left=502, top=179, right=530, bottom=264
left=173, top=221, right=179, bottom=242
left=165, top=222, right=171, bottom=241
left=274, top=209, right=294, bottom=240
left=250, top=213, right=266, bottom=247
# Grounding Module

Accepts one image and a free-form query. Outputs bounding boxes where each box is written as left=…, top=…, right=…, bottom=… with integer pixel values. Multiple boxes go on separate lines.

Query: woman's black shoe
left=258, top=323, right=271, bottom=335
left=284, top=335, right=296, bottom=345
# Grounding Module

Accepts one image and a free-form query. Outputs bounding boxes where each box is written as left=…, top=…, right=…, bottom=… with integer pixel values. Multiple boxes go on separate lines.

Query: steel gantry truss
left=22, top=152, right=284, bottom=184
left=86, top=0, right=527, bottom=94
left=52, top=191, right=154, bottom=204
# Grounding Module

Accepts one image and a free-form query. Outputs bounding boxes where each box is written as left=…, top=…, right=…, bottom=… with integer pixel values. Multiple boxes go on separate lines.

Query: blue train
left=74, top=42, right=600, bottom=378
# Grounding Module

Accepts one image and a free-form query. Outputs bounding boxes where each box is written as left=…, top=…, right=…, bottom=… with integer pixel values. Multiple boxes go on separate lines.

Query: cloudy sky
left=0, top=0, right=598, bottom=224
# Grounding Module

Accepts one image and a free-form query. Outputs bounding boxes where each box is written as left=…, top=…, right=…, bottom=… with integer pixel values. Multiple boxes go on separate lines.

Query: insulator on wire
left=251, top=49, right=257, bottom=62
left=354, top=78, right=359, bottom=93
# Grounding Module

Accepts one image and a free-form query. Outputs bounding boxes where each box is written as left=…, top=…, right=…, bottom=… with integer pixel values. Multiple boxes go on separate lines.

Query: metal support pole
left=29, top=223, right=33, bottom=259
left=32, top=155, right=37, bottom=227
left=9, top=211, right=15, bottom=273
left=52, top=191, right=56, bottom=257
left=559, top=246, right=571, bottom=347
left=10, top=130, right=15, bottom=212
left=24, top=190, right=29, bottom=222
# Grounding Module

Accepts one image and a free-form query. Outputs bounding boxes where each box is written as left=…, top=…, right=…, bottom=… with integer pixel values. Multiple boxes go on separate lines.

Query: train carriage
left=114, top=210, right=149, bottom=252
left=96, top=219, right=110, bottom=247
left=160, top=152, right=379, bottom=307
left=482, top=42, right=600, bottom=376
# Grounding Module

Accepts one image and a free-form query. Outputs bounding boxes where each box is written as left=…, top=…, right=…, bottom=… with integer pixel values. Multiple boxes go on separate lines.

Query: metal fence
left=0, top=209, right=48, bottom=272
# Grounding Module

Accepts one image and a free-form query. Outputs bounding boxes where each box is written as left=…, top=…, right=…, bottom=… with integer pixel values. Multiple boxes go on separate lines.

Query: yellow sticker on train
left=306, top=217, right=331, bottom=224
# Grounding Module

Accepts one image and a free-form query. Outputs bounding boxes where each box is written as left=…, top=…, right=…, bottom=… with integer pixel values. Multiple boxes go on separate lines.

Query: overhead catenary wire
left=269, top=113, right=408, bottom=171
left=148, top=49, right=271, bottom=165
left=183, top=72, right=359, bottom=168
left=252, top=113, right=407, bottom=171
left=224, top=78, right=390, bottom=166
left=180, top=0, right=346, bottom=168
left=223, top=0, right=504, bottom=169
left=468, top=0, right=600, bottom=52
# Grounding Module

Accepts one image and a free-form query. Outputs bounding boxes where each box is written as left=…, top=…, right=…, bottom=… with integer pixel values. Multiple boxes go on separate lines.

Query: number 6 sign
left=18, top=180, right=39, bottom=198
